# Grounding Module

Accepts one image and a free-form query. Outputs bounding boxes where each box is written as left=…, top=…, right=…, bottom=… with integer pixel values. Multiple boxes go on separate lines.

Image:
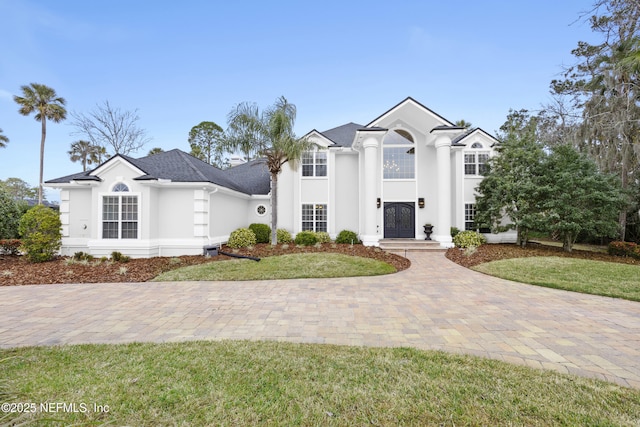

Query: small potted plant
left=423, top=223, right=434, bottom=240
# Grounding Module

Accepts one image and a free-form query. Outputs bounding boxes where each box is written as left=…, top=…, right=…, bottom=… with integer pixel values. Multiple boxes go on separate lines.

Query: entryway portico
left=353, top=100, right=460, bottom=248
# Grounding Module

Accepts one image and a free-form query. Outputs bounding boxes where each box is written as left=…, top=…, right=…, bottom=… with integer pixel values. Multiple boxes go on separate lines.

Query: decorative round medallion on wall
left=256, top=204, right=267, bottom=216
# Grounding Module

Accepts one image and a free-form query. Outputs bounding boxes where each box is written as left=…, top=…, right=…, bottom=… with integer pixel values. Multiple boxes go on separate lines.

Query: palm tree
left=227, top=96, right=316, bottom=244
left=147, top=147, right=165, bottom=156
left=14, top=83, right=67, bottom=204
left=225, top=102, right=265, bottom=161
left=68, top=140, right=106, bottom=171
left=455, top=119, right=473, bottom=129
left=0, top=128, right=8, bottom=148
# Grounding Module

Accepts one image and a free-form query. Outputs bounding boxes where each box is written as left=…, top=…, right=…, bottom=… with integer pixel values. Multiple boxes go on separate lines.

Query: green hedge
left=228, top=228, right=257, bottom=248
left=335, top=230, right=360, bottom=244
left=315, top=231, right=331, bottom=243
left=249, top=223, right=271, bottom=244
left=294, top=231, right=318, bottom=246
left=452, top=230, right=487, bottom=248
left=18, top=205, right=62, bottom=263
left=276, top=229, right=292, bottom=244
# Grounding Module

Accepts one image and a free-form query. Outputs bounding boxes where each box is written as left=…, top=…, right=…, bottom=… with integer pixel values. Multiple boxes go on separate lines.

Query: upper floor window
left=383, top=129, right=415, bottom=179
left=302, top=150, right=327, bottom=177
left=464, top=142, right=489, bottom=175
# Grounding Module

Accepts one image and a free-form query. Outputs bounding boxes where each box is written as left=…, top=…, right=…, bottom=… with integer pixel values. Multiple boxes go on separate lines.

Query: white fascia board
left=44, top=181, right=100, bottom=189
left=305, top=130, right=335, bottom=148
left=366, top=97, right=455, bottom=128
left=90, top=156, right=146, bottom=177
left=454, top=128, right=499, bottom=146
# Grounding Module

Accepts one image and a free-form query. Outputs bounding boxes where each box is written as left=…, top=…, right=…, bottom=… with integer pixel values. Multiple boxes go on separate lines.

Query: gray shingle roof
left=46, top=170, right=102, bottom=184
left=224, top=158, right=271, bottom=195
left=46, top=149, right=270, bottom=195
left=320, top=122, right=363, bottom=147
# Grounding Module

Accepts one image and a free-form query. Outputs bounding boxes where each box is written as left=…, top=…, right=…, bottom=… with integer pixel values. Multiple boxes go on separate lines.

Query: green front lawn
left=2, top=341, right=639, bottom=426
left=153, top=252, right=396, bottom=281
left=473, top=256, right=640, bottom=301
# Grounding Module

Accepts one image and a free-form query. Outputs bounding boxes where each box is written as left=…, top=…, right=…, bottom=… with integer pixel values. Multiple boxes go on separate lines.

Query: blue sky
left=0, top=0, right=596, bottom=201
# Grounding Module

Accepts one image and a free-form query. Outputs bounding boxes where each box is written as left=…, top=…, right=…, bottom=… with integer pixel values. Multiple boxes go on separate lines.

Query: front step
left=378, top=239, right=446, bottom=252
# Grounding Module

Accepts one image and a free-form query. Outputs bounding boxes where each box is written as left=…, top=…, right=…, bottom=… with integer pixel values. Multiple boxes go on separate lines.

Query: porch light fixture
left=376, top=198, right=381, bottom=208
left=418, top=198, right=425, bottom=208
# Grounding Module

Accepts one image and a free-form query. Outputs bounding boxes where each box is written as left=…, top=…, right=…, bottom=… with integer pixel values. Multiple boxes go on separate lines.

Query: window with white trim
left=383, top=129, right=415, bottom=179
left=464, top=203, right=490, bottom=233
left=301, top=203, right=327, bottom=232
left=102, top=184, right=138, bottom=239
left=464, top=203, right=476, bottom=231
left=464, top=150, right=489, bottom=175
left=302, top=150, right=327, bottom=177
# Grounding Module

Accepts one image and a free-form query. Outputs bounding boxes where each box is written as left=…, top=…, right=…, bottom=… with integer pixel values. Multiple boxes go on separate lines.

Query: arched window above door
left=383, top=129, right=415, bottom=179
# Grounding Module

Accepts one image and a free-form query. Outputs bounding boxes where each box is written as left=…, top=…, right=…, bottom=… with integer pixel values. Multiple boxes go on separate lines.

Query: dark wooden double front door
left=383, top=202, right=415, bottom=238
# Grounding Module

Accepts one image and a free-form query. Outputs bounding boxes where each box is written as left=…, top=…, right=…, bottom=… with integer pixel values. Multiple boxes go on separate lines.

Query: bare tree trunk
left=271, top=172, right=278, bottom=245
left=38, top=118, right=46, bottom=205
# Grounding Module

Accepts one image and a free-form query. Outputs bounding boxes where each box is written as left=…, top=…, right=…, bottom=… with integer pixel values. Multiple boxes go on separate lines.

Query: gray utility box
left=203, top=245, right=219, bottom=257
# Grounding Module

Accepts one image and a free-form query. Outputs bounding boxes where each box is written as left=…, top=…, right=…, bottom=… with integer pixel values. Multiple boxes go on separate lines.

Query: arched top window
left=470, top=142, right=484, bottom=149
left=384, top=129, right=414, bottom=145
left=383, top=129, right=415, bottom=179
left=112, top=183, right=129, bottom=192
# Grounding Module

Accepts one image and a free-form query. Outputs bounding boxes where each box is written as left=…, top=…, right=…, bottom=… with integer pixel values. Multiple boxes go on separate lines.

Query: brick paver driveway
left=1, top=252, right=638, bottom=388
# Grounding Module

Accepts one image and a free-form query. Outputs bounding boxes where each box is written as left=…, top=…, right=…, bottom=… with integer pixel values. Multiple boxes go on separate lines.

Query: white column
left=435, top=135, right=453, bottom=247
left=362, top=137, right=378, bottom=245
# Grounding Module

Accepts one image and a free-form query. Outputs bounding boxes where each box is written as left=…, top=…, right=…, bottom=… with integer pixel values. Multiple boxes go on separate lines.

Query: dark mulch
left=446, top=242, right=640, bottom=268
left=0, top=243, right=410, bottom=286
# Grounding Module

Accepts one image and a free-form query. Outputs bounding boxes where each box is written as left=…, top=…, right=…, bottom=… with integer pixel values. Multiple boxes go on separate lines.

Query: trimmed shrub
left=453, top=230, right=487, bottom=248
left=294, top=230, right=318, bottom=246
left=0, top=239, right=21, bottom=255
left=276, top=228, right=292, bottom=244
left=249, top=223, right=271, bottom=244
left=228, top=228, right=257, bottom=248
left=315, top=231, right=331, bottom=243
left=111, top=251, right=130, bottom=263
left=0, top=190, right=22, bottom=239
left=335, top=230, right=361, bottom=244
left=608, top=241, right=640, bottom=259
left=450, top=227, right=461, bottom=239
left=73, top=251, right=94, bottom=262
left=18, top=205, right=62, bottom=263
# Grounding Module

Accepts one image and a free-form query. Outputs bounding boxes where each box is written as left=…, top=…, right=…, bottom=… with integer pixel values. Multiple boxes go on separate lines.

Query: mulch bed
left=0, top=243, right=410, bottom=286
left=445, top=242, right=640, bottom=268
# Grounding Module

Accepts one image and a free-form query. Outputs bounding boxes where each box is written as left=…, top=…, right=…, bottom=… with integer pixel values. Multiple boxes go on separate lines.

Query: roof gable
left=366, top=97, right=455, bottom=129
left=452, top=128, right=499, bottom=147
left=89, top=154, right=147, bottom=178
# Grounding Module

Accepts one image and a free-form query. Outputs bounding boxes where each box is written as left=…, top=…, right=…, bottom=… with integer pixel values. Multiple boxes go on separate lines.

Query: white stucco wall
left=333, top=152, right=359, bottom=234
left=277, top=165, right=295, bottom=233
left=247, top=198, right=271, bottom=227
left=67, top=188, right=92, bottom=239
left=157, top=189, right=195, bottom=239
left=209, top=190, right=250, bottom=241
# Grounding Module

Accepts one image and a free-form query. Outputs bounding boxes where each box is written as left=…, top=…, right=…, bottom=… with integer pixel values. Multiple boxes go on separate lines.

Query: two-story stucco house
left=45, top=97, right=515, bottom=258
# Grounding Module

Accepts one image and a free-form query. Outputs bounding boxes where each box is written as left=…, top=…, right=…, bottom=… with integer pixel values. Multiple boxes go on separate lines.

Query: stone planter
left=423, top=224, right=434, bottom=240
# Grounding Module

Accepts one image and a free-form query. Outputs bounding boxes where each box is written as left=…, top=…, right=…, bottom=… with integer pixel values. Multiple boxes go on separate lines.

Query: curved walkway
left=1, top=252, right=639, bottom=388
